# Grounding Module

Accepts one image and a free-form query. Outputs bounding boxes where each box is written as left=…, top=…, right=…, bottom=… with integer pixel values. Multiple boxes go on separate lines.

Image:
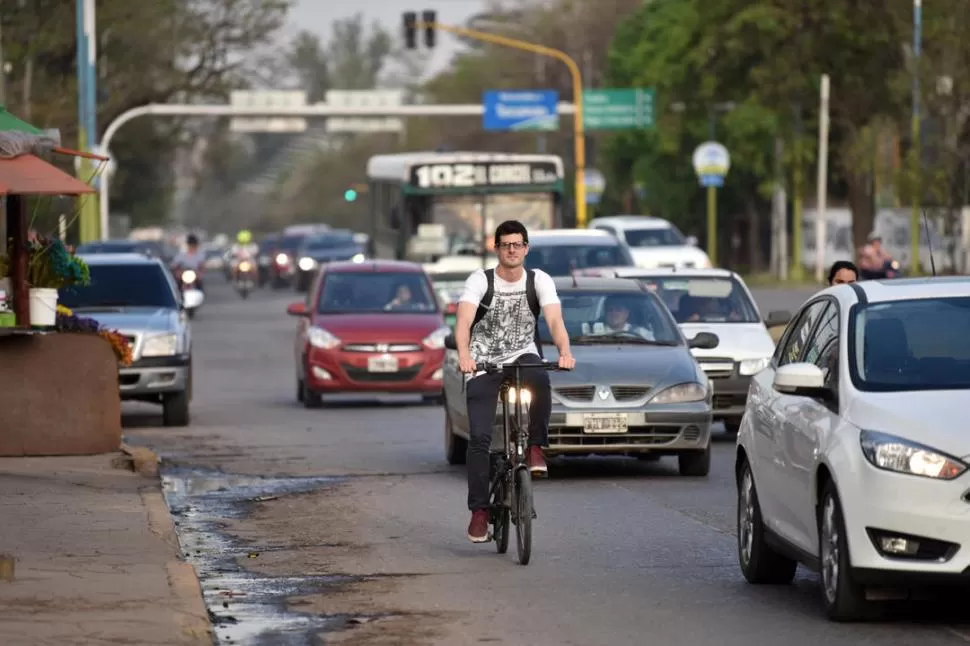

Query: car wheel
left=445, top=409, right=467, bottom=465
left=162, top=390, right=190, bottom=427
left=723, top=420, right=741, bottom=435
left=737, top=460, right=797, bottom=584
left=302, top=380, right=323, bottom=409
left=678, top=445, right=711, bottom=476
left=819, top=481, right=875, bottom=621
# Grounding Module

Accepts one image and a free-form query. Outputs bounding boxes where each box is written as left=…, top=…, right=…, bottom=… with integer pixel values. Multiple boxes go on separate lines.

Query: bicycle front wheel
left=492, top=480, right=510, bottom=554
left=514, top=468, right=533, bottom=565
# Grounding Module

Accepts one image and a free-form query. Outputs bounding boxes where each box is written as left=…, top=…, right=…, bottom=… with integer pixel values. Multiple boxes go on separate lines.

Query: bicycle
left=471, top=359, right=566, bottom=565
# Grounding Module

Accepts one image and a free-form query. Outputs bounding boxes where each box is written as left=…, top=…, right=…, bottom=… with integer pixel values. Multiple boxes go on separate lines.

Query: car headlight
left=276, top=253, right=289, bottom=264
left=860, top=430, right=967, bottom=480
left=649, top=382, right=708, bottom=404
left=307, top=326, right=340, bottom=350
left=142, top=333, right=178, bottom=357
left=351, top=253, right=366, bottom=263
left=298, top=257, right=317, bottom=271
left=181, top=269, right=197, bottom=284
left=739, top=357, right=771, bottom=376
left=422, top=325, right=451, bottom=350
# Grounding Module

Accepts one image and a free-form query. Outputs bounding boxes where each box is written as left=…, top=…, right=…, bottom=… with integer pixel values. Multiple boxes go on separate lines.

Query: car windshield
left=851, top=296, right=970, bottom=391
left=318, top=271, right=438, bottom=314
left=537, top=291, right=682, bottom=345
left=633, top=276, right=760, bottom=323
left=76, top=241, right=149, bottom=255
left=527, top=243, right=635, bottom=276
left=59, top=264, right=179, bottom=310
left=624, top=227, right=685, bottom=247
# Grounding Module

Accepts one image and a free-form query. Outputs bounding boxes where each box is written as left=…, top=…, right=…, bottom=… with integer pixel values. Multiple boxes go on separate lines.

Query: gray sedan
left=442, top=277, right=718, bottom=476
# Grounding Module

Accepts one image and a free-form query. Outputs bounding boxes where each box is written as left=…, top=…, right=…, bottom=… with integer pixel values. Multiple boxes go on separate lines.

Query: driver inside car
left=582, top=296, right=655, bottom=339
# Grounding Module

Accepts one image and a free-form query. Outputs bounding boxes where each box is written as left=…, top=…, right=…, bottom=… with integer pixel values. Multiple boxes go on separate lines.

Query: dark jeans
left=465, top=353, right=551, bottom=511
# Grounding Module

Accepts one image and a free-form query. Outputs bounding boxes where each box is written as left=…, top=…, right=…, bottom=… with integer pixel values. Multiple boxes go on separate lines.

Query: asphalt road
left=126, top=276, right=970, bottom=646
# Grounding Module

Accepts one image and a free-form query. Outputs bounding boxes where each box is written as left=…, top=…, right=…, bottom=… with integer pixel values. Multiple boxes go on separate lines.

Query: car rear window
left=59, top=263, right=179, bottom=310
left=317, top=271, right=437, bottom=314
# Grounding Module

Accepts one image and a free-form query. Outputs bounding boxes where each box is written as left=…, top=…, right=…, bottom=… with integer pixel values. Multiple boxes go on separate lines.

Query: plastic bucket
left=29, top=288, right=58, bottom=327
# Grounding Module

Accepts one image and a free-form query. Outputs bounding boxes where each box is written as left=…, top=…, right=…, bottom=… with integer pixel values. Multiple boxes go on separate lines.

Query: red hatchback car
left=287, top=259, right=450, bottom=407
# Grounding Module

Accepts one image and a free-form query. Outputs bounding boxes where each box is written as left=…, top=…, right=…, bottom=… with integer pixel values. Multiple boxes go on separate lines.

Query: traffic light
left=344, top=188, right=357, bottom=202
left=422, top=10, right=436, bottom=48
left=403, top=12, right=417, bottom=49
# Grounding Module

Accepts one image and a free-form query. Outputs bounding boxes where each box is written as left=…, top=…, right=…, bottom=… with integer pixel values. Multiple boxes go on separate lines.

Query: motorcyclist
left=857, top=234, right=894, bottom=279
left=228, top=230, right=260, bottom=278
left=172, top=234, right=205, bottom=290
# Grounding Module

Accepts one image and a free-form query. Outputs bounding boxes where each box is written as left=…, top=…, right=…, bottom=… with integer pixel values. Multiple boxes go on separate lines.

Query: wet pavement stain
left=160, top=465, right=397, bottom=646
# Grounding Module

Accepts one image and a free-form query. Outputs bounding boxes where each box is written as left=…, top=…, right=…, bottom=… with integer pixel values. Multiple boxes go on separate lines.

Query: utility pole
left=771, top=137, right=788, bottom=280
left=75, top=0, right=99, bottom=242
left=790, top=102, right=805, bottom=280
left=910, top=0, right=923, bottom=274
left=814, top=74, right=831, bottom=283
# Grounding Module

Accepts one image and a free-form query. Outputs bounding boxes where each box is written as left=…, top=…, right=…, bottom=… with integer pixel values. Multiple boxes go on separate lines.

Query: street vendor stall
left=0, top=111, right=128, bottom=456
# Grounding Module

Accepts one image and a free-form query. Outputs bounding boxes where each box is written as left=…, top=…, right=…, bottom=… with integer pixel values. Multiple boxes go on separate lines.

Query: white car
left=603, top=267, right=790, bottom=433
left=590, top=215, right=712, bottom=269
left=735, top=277, right=970, bottom=621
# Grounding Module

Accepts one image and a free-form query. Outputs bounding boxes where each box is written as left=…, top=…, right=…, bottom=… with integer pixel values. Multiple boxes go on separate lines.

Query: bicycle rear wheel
left=514, top=468, right=533, bottom=565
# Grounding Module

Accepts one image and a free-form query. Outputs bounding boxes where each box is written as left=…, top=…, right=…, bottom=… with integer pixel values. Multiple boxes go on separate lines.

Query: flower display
left=55, top=309, right=132, bottom=366
left=0, top=235, right=90, bottom=289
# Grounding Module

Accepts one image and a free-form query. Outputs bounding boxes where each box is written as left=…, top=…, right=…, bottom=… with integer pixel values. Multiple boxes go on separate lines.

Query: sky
left=284, top=0, right=488, bottom=78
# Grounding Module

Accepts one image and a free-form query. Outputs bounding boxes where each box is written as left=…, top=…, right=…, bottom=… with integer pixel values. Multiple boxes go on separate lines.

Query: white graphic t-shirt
left=459, top=268, right=559, bottom=368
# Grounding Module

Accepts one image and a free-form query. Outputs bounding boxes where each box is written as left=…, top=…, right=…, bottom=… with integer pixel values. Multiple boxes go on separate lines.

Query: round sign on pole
left=584, top=168, right=606, bottom=205
left=692, top=141, right=730, bottom=187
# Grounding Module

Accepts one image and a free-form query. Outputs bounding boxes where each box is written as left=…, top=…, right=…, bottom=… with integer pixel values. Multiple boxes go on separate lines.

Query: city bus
left=365, top=151, right=567, bottom=262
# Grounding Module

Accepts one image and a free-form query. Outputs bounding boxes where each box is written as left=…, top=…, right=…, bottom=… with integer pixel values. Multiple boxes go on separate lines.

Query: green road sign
left=582, top=88, right=655, bottom=130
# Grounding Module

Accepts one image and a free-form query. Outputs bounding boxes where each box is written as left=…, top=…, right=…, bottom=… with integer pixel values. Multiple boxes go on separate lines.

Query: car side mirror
left=773, top=363, right=832, bottom=399
left=685, top=235, right=698, bottom=247
left=286, top=302, right=308, bottom=317
left=444, top=333, right=457, bottom=351
left=688, top=331, right=719, bottom=349
left=765, top=310, right=791, bottom=328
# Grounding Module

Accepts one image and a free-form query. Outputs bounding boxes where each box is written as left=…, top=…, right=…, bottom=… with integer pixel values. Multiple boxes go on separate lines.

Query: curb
left=131, top=447, right=213, bottom=645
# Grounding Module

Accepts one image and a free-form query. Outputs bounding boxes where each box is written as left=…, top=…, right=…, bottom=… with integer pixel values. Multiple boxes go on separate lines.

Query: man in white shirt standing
left=454, top=220, right=575, bottom=543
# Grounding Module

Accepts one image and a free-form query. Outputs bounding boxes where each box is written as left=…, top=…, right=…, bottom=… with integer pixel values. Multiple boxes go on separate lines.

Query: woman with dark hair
left=828, top=260, right=858, bottom=285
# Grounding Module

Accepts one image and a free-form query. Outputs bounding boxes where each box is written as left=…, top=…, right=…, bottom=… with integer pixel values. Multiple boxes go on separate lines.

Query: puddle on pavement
left=161, top=466, right=394, bottom=646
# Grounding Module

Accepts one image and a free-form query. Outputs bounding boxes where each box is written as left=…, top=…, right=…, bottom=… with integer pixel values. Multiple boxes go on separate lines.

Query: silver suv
left=64, top=253, right=193, bottom=426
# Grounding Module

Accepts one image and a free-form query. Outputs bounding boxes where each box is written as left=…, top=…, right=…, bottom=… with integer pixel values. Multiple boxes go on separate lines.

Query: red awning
left=0, top=154, right=94, bottom=196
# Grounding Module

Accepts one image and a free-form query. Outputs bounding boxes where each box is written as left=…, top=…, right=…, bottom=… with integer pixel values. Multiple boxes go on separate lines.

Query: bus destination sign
left=410, top=161, right=559, bottom=190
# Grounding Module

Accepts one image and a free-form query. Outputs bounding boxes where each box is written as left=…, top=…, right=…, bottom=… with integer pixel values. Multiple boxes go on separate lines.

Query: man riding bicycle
left=454, top=220, right=576, bottom=543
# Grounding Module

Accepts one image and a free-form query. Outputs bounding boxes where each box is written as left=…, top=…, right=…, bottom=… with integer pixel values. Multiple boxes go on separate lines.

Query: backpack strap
left=471, top=269, right=494, bottom=330
left=526, top=269, right=545, bottom=359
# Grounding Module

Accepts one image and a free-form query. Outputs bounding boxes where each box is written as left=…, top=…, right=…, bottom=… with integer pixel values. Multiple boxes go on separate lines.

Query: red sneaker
left=527, top=445, right=548, bottom=477
left=467, top=509, right=489, bottom=543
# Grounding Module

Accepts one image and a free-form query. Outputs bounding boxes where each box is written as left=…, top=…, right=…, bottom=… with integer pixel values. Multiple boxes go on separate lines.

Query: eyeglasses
left=497, top=242, right=527, bottom=250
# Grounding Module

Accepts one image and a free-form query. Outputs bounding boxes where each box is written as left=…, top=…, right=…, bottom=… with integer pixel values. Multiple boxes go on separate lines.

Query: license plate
left=583, top=413, right=628, bottom=434
left=367, top=355, right=399, bottom=373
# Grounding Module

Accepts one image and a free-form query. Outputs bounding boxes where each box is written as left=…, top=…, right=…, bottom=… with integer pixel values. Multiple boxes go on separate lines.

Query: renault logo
left=597, top=386, right=611, bottom=400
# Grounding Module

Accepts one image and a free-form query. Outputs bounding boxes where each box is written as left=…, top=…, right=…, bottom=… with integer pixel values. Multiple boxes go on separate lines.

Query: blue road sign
left=483, top=90, right=559, bottom=131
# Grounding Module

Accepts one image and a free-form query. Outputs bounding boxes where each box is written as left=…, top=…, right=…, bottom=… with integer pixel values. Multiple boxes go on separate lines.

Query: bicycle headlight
left=648, top=382, right=708, bottom=404
left=142, top=333, right=178, bottom=357
left=498, top=387, right=532, bottom=408
left=860, top=430, right=966, bottom=480
left=739, top=357, right=771, bottom=376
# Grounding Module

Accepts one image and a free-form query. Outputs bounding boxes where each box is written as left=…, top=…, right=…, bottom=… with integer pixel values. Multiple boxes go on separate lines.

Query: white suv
left=590, top=215, right=712, bottom=269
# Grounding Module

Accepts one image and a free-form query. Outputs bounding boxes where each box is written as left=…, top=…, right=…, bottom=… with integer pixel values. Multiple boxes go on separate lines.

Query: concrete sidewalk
left=0, top=448, right=211, bottom=646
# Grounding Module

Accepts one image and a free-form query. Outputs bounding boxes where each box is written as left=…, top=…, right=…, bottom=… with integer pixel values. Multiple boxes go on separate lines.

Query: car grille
left=342, top=343, right=422, bottom=352
left=342, top=363, right=423, bottom=383
left=611, top=386, right=650, bottom=401
left=698, top=357, right=735, bottom=379
left=549, top=425, right=689, bottom=447
left=554, top=386, right=596, bottom=401
left=554, top=385, right=651, bottom=402
left=713, top=393, right=746, bottom=409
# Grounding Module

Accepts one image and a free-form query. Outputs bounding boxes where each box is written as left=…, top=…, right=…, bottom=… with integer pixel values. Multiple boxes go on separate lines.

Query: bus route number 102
left=414, top=163, right=536, bottom=189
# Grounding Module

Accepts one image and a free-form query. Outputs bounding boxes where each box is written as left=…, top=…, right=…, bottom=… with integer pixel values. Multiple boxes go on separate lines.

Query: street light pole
left=911, top=0, right=922, bottom=274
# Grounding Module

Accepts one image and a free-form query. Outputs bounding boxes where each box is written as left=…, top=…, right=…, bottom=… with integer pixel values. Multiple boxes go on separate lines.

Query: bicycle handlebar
left=477, top=361, right=569, bottom=374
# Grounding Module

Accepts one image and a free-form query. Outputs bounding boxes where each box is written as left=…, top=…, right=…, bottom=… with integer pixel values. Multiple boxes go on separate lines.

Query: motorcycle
left=176, top=268, right=205, bottom=318
left=859, top=258, right=902, bottom=280
left=232, top=257, right=257, bottom=299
